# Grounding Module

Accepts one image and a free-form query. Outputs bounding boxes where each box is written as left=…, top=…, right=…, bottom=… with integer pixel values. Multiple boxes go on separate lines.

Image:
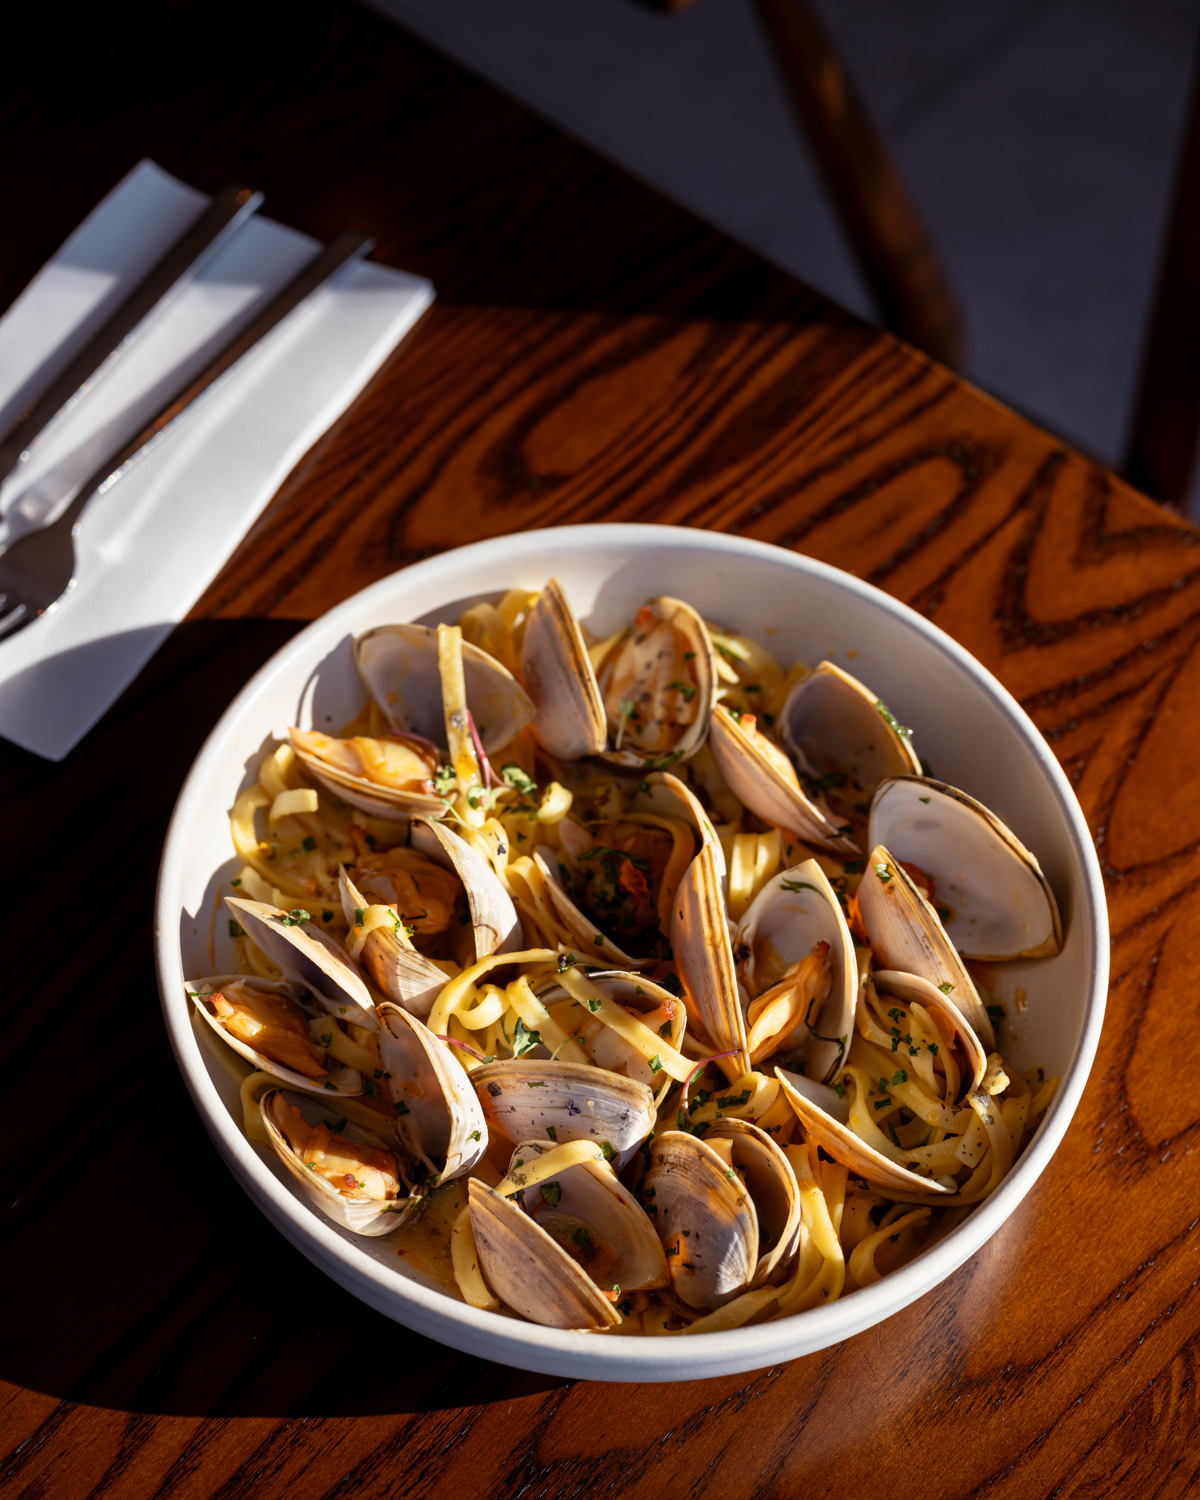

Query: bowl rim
left=155, top=523, right=1109, bottom=1381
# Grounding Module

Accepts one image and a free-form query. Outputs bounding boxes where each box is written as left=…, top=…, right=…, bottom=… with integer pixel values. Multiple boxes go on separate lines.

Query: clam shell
left=869, top=776, right=1062, bottom=960
left=467, top=1178, right=622, bottom=1330
left=531, top=848, right=646, bottom=968
left=672, top=836, right=749, bottom=1066
left=775, top=1065, right=956, bottom=1197
left=288, top=727, right=449, bottom=823
left=733, top=859, right=859, bottom=1082
left=594, top=596, right=716, bottom=769
left=189, top=975, right=364, bottom=1095
left=377, top=1002, right=488, bottom=1185
left=872, top=969, right=987, bottom=1103
left=780, top=661, right=921, bottom=804
left=338, top=867, right=447, bottom=1019
left=644, top=1129, right=759, bottom=1309
left=703, top=1118, right=802, bottom=1289
left=355, top=622, right=535, bottom=753
left=225, top=897, right=378, bottom=1030
left=854, top=845, right=995, bottom=1048
left=520, top=578, right=607, bottom=760
left=708, top=704, right=858, bottom=854
left=472, top=1058, right=656, bottom=1168
left=261, top=1088, right=417, bottom=1236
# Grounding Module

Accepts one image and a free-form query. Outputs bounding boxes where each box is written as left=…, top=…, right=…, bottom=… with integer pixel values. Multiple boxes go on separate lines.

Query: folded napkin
left=0, top=160, right=433, bottom=761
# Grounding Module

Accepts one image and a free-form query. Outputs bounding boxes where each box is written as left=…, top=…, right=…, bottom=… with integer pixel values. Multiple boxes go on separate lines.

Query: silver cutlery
left=0, top=227, right=373, bottom=642
left=0, top=182, right=263, bottom=488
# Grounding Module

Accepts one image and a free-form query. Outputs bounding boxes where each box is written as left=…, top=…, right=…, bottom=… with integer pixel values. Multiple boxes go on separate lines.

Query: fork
left=0, top=228, right=373, bottom=643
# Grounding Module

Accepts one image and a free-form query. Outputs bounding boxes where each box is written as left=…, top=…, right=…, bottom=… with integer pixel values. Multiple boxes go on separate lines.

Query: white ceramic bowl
left=155, top=524, right=1108, bottom=1381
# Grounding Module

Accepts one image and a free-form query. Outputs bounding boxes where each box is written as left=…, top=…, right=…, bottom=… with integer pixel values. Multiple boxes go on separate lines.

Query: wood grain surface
left=3, top=2, right=1199, bottom=1497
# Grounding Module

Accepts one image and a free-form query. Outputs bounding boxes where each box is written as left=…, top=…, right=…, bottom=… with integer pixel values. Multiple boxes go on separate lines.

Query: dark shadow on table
left=1, top=0, right=849, bottom=347
left=0, top=617, right=563, bottom=1421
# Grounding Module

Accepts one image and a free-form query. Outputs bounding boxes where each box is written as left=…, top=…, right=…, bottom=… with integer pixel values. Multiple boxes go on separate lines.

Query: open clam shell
left=340, top=818, right=522, bottom=1017
left=733, top=859, right=859, bottom=1082
left=189, top=975, right=364, bottom=1096
left=377, top=1002, right=488, bottom=1186
left=854, top=845, right=996, bottom=1048
left=413, top=817, right=524, bottom=959
left=779, top=662, right=922, bottom=811
left=225, top=896, right=378, bottom=1031
left=260, top=1088, right=417, bottom=1236
left=520, top=578, right=608, bottom=760
left=672, top=836, right=749, bottom=1066
left=708, top=704, right=858, bottom=855
left=869, top=776, right=1063, bottom=960
left=472, top=1059, right=656, bottom=1169
left=468, top=1140, right=667, bottom=1329
left=355, top=622, right=535, bottom=753
left=872, top=969, right=987, bottom=1104
left=530, top=848, right=647, bottom=968
left=338, top=866, right=448, bottom=1019
left=519, top=583, right=716, bottom=767
left=594, top=595, right=715, bottom=769
left=288, top=727, right=450, bottom=823
left=775, top=1066, right=956, bottom=1198
left=532, top=968, right=688, bottom=1101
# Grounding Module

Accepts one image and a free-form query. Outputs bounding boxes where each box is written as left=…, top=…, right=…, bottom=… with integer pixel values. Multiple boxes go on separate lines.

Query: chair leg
left=1124, top=43, right=1200, bottom=510
left=748, top=0, right=965, bottom=369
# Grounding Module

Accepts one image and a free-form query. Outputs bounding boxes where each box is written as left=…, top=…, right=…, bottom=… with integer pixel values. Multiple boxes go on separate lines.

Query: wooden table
left=4, top=2, right=1199, bottom=1495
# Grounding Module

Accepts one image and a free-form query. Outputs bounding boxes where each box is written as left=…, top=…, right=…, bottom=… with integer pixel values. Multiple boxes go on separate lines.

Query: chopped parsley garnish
left=281, top=908, right=311, bottom=927
left=228, top=920, right=244, bottom=938
left=540, top=1181, right=562, bottom=1207
left=874, top=699, right=914, bottom=741
left=500, top=763, right=537, bottom=796
left=780, top=879, right=820, bottom=894
left=874, top=861, right=893, bottom=884
left=512, top=1018, right=543, bottom=1057
left=433, top=764, right=457, bottom=795
left=355, top=908, right=365, bottom=926
left=648, top=1055, right=663, bottom=1074
left=301, top=835, right=317, bottom=852
left=937, top=981, right=955, bottom=994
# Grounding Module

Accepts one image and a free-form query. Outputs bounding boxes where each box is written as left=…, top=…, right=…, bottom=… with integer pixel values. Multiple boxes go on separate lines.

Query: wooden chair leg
left=748, top=0, right=964, bottom=369
left=1124, top=44, right=1200, bottom=509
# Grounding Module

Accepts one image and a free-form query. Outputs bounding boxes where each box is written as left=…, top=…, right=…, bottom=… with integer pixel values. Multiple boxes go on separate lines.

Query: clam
left=594, top=596, right=716, bottom=768
left=854, top=845, right=996, bottom=1048
left=287, top=726, right=449, bottom=823
left=520, top=578, right=607, bottom=760
left=341, top=817, right=522, bottom=1017
left=225, top=896, right=378, bottom=1030
left=872, top=969, right=987, bottom=1104
left=472, top=1058, right=656, bottom=1169
left=644, top=1120, right=800, bottom=1309
left=520, top=582, right=716, bottom=767
left=707, top=704, right=858, bottom=854
left=672, top=836, right=749, bottom=1066
left=779, top=662, right=921, bottom=825
left=354, top=621, right=535, bottom=754
left=532, top=807, right=686, bottom=964
left=260, top=1088, right=416, bottom=1235
left=377, top=1002, right=488, bottom=1186
left=532, top=968, right=689, bottom=1100
left=774, top=1066, right=956, bottom=1198
left=869, top=776, right=1062, bottom=960
left=468, top=1140, right=668, bottom=1329
left=188, top=975, right=364, bottom=1095
left=734, top=859, right=859, bottom=1081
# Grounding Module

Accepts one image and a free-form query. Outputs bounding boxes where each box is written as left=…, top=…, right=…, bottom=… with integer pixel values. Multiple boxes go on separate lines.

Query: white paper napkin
left=0, top=160, right=434, bottom=761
